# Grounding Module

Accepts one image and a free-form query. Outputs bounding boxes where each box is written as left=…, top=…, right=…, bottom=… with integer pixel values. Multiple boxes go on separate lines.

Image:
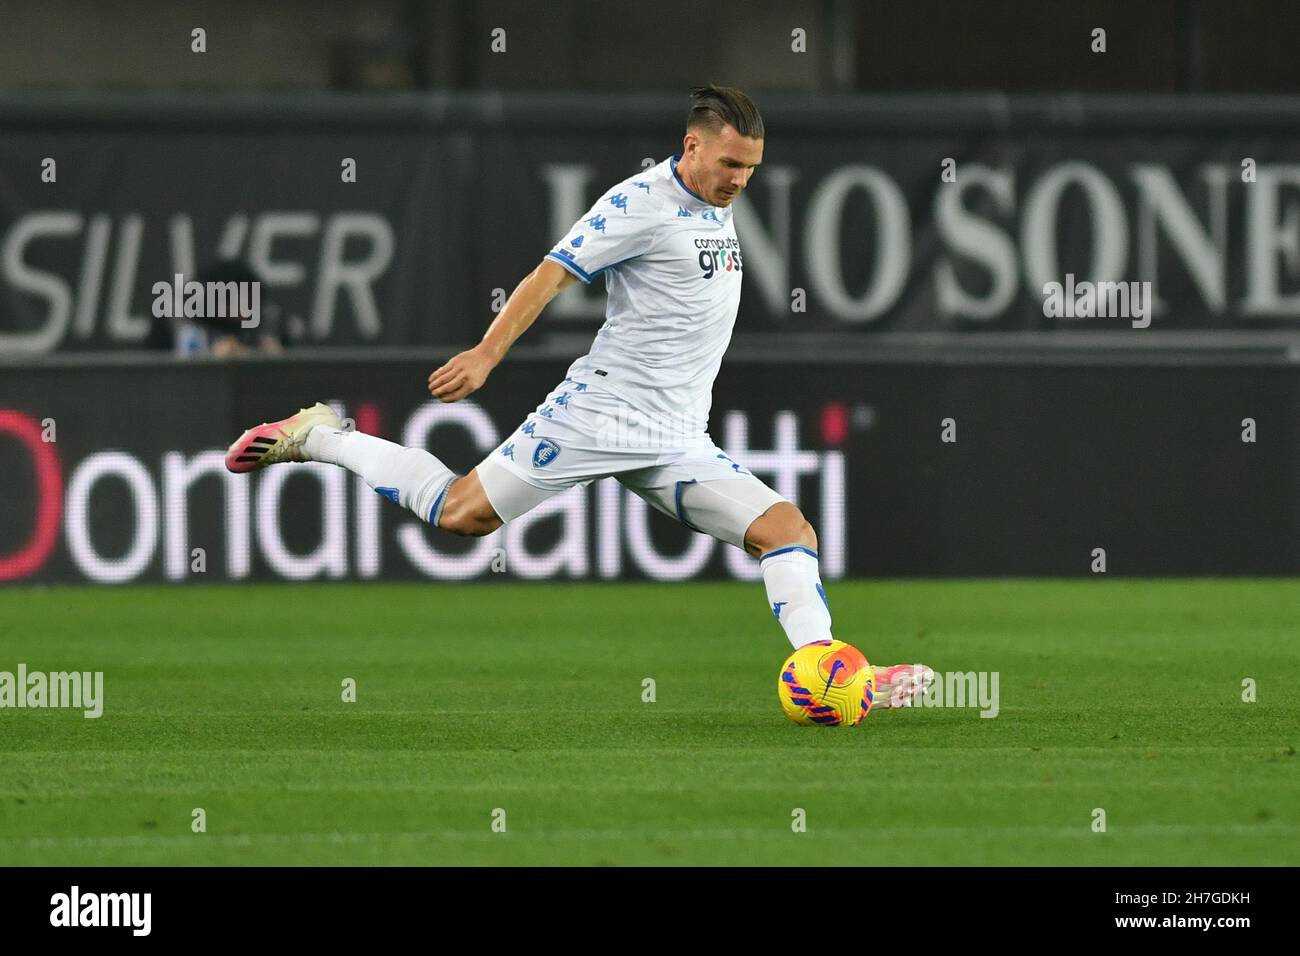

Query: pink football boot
left=224, top=402, right=341, bottom=474
left=872, top=663, right=936, bottom=709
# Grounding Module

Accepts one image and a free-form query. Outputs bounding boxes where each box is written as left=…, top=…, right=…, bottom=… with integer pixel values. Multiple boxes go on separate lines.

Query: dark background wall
left=6, top=94, right=1300, bottom=354
left=2, top=0, right=1300, bottom=95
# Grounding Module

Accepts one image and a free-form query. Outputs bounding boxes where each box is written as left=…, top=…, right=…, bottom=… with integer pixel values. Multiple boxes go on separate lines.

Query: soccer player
left=225, top=85, right=932, bottom=709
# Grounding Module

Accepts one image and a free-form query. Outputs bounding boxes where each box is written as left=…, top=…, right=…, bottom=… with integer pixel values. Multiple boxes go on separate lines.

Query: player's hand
left=428, top=346, right=495, bottom=402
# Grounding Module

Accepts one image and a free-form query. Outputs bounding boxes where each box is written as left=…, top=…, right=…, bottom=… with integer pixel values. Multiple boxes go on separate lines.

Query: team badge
left=532, top=439, right=562, bottom=468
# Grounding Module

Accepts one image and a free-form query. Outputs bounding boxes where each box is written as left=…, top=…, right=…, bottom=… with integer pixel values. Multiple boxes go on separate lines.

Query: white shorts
left=475, top=376, right=785, bottom=550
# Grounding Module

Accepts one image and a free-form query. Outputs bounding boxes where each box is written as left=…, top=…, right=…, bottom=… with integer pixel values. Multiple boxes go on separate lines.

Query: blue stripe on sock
left=759, top=545, right=819, bottom=563
left=428, top=477, right=456, bottom=526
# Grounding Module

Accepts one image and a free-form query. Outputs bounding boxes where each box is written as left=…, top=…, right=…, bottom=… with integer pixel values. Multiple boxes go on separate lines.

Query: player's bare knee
left=785, top=512, right=817, bottom=551
left=439, top=502, right=500, bottom=537
left=437, top=487, right=501, bottom=537
left=475, top=511, right=504, bottom=536
left=747, top=502, right=817, bottom=556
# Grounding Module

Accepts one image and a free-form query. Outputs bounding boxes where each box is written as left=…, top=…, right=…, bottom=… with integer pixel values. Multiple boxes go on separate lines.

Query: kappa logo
left=716, top=452, right=750, bottom=475
left=532, top=439, right=562, bottom=468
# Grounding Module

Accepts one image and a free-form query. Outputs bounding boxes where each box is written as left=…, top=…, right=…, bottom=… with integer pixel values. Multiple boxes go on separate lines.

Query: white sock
left=760, top=546, right=833, bottom=648
left=305, top=426, right=455, bottom=524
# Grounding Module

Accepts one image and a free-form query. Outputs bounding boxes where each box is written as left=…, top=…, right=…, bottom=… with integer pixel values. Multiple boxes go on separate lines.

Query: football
left=778, top=639, right=875, bottom=726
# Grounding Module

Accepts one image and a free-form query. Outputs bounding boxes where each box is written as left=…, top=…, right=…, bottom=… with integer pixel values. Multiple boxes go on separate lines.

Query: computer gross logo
left=696, top=237, right=743, bottom=279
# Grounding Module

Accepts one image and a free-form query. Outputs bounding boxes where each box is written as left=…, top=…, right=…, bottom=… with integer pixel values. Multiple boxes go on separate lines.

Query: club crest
left=532, top=439, right=561, bottom=468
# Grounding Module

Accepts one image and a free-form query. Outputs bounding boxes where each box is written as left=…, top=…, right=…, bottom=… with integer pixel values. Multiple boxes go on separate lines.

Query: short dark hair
left=686, top=85, right=764, bottom=140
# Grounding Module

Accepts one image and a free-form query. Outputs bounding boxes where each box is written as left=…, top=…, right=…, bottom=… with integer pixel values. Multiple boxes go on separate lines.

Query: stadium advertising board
left=3, top=98, right=1300, bottom=353
left=2, top=356, right=1294, bottom=584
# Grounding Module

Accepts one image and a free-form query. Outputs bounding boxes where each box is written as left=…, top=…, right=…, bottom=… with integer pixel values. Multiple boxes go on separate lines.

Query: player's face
left=685, top=125, right=763, bottom=207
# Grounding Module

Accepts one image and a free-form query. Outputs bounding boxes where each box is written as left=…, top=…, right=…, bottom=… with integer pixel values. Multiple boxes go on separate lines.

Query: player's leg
left=742, top=497, right=933, bottom=705
left=426, top=468, right=505, bottom=536
left=668, top=475, right=832, bottom=650
left=226, top=402, right=455, bottom=522
left=223, top=401, right=548, bottom=534
left=744, top=500, right=832, bottom=648
left=617, top=461, right=828, bottom=645
left=621, top=459, right=933, bottom=706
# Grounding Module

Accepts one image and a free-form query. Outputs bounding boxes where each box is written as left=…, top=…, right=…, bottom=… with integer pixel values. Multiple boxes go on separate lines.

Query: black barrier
left=1, top=353, right=1295, bottom=583
left=6, top=93, right=1300, bottom=355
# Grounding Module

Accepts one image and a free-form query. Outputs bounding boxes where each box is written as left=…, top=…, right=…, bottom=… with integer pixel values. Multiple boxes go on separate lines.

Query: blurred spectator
left=148, top=260, right=285, bottom=357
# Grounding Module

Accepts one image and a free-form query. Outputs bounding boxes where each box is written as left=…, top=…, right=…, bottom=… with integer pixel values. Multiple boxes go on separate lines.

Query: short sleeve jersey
left=545, top=155, right=744, bottom=440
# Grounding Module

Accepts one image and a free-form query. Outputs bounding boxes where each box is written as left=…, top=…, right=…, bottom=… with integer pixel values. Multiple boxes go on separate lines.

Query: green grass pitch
left=1, top=579, right=1296, bottom=866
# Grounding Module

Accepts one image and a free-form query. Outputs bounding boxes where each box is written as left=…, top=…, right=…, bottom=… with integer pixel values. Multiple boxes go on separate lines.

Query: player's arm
left=428, top=258, right=579, bottom=402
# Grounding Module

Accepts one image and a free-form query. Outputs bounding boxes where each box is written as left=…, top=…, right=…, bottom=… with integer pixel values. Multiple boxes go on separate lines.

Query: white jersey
left=545, top=155, right=744, bottom=441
